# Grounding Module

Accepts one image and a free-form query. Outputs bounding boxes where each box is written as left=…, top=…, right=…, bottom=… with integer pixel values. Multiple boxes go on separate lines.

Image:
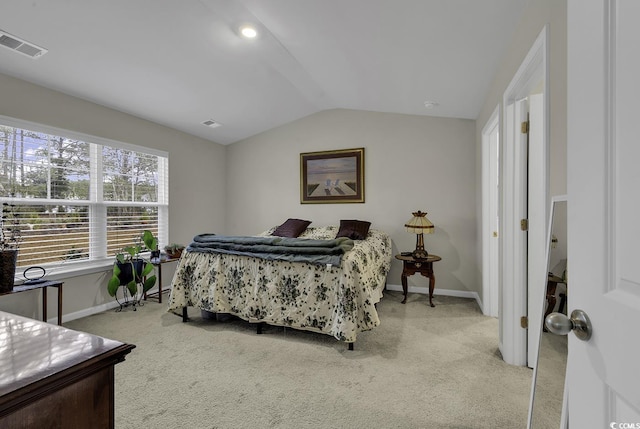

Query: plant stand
left=114, top=284, right=145, bottom=312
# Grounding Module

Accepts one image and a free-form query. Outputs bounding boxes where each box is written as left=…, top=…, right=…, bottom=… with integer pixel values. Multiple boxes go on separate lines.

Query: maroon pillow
left=272, top=218, right=311, bottom=238
left=335, top=219, right=371, bottom=240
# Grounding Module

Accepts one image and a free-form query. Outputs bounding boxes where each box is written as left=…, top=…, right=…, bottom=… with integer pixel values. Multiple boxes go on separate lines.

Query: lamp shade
left=404, top=211, right=434, bottom=234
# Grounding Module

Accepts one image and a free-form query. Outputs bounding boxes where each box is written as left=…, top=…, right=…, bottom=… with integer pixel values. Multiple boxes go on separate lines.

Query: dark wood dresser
left=0, top=311, right=135, bottom=428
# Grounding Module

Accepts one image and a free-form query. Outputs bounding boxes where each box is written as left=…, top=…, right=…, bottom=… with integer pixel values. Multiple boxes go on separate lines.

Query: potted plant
left=107, top=230, right=158, bottom=310
left=164, top=243, right=185, bottom=259
left=0, top=202, right=20, bottom=293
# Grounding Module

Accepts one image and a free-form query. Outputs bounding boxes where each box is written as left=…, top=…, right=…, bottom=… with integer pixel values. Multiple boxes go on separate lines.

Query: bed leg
left=182, top=306, right=189, bottom=322
left=256, top=322, right=264, bottom=334
left=348, top=342, right=354, bottom=351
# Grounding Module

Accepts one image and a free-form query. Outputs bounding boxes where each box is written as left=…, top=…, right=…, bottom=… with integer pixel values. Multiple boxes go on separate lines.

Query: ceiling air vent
left=201, top=119, right=222, bottom=129
left=0, top=30, right=48, bottom=59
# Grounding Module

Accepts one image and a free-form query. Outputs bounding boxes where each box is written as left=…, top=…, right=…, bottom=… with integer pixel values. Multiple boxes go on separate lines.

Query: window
left=0, top=117, right=168, bottom=271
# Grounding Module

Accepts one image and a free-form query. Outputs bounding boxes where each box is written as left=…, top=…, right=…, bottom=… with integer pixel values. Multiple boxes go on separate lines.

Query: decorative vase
left=0, top=249, right=18, bottom=293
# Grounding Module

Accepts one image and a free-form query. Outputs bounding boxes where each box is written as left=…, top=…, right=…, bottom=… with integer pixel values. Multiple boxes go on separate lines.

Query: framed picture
left=300, top=148, right=365, bottom=204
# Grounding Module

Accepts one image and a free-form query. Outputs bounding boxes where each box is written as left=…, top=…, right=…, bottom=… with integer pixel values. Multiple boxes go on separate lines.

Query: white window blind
left=0, top=117, right=168, bottom=270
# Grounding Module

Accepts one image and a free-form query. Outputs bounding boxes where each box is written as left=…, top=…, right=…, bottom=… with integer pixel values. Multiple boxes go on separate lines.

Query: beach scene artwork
left=301, top=147, right=364, bottom=203
left=306, top=156, right=358, bottom=197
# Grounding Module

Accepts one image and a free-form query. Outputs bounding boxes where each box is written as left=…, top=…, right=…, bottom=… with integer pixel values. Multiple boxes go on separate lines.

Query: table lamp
left=404, top=210, right=434, bottom=259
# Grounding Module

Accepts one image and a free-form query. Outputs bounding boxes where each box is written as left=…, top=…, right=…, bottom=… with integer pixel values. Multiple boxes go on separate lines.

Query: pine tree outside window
left=0, top=116, right=168, bottom=274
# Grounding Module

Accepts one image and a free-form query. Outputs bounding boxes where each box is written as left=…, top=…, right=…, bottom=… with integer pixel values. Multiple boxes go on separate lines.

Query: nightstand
left=395, top=254, right=442, bottom=307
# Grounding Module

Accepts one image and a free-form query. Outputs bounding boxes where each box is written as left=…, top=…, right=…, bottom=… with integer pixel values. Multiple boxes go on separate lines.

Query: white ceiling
left=0, top=0, right=527, bottom=145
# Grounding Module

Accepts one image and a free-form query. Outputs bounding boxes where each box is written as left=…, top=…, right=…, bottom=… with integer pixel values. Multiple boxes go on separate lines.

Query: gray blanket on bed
left=186, top=234, right=354, bottom=265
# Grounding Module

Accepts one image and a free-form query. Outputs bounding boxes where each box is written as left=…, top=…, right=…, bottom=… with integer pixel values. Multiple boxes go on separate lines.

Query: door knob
left=545, top=309, right=592, bottom=341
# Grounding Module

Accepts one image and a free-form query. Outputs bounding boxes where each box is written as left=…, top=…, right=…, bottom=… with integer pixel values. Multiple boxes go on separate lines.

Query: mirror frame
left=527, top=194, right=568, bottom=429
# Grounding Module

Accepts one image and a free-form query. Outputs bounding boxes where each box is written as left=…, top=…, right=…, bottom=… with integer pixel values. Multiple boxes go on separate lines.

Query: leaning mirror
left=527, top=196, right=568, bottom=429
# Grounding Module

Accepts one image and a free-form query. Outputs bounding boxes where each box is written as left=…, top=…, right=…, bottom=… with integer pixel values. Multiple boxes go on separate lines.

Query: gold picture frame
left=300, top=148, right=365, bottom=204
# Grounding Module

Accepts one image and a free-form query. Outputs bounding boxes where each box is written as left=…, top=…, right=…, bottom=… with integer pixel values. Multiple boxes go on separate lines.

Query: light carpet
left=64, top=292, right=533, bottom=429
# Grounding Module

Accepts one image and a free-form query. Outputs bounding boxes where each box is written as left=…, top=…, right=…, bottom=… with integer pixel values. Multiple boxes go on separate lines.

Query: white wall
left=0, top=72, right=226, bottom=321
left=475, top=0, right=567, bottom=302
left=226, top=108, right=478, bottom=294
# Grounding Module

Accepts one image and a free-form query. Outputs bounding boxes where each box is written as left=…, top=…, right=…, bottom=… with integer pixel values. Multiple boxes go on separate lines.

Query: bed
left=167, top=224, right=392, bottom=346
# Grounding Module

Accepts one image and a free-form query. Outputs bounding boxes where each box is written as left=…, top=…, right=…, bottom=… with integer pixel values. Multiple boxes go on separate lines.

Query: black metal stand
left=115, top=285, right=145, bottom=312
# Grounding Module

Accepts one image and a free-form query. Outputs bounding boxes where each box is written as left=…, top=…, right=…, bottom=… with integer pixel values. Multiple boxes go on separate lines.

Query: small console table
left=143, top=257, right=180, bottom=304
left=0, top=280, right=63, bottom=325
left=545, top=273, right=567, bottom=320
left=395, top=254, right=442, bottom=307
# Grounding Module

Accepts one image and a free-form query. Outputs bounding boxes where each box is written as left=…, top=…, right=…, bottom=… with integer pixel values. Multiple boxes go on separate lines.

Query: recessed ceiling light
left=239, top=25, right=257, bottom=39
left=424, top=101, right=439, bottom=109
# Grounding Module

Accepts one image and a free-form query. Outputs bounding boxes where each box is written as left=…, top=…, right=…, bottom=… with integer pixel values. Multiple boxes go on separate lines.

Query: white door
left=482, top=106, right=500, bottom=318
left=488, top=124, right=499, bottom=318
left=567, top=0, right=640, bottom=425
left=527, top=93, right=547, bottom=367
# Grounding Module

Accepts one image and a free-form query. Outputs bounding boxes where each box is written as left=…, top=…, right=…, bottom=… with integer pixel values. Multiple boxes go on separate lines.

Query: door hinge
left=521, top=121, right=529, bottom=134
left=521, top=316, right=528, bottom=329
left=520, top=219, right=528, bottom=231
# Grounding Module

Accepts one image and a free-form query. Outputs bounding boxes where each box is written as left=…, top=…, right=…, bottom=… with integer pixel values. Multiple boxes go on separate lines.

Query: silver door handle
left=545, top=309, right=592, bottom=341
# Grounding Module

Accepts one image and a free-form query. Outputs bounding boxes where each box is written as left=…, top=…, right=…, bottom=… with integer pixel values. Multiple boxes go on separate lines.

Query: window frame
left=0, top=114, right=169, bottom=279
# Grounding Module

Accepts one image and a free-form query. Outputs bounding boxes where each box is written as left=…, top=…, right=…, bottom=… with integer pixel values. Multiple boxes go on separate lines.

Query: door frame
left=481, top=105, right=500, bottom=317
left=500, top=26, right=550, bottom=366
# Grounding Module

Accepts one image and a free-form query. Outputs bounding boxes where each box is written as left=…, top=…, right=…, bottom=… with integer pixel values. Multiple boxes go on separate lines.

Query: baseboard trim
left=49, top=300, right=121, bottom=324
left=385, top=284, right=482, bottom=309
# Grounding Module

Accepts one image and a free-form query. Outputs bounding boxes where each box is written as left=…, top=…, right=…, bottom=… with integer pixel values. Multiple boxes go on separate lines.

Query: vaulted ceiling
left=0, top=0, right=527, bottom=145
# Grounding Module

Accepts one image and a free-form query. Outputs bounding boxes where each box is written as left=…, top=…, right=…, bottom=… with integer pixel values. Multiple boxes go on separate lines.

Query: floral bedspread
left=167, top=226, right=392, bottom=343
